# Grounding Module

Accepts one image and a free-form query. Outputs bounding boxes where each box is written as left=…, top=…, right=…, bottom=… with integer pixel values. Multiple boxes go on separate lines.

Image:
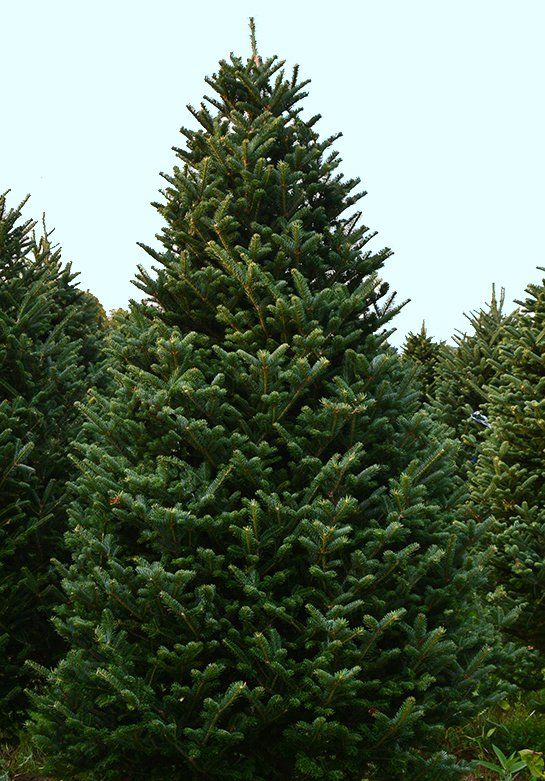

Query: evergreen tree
left=30, top=24, right=500, bottom=780
left=0, top=194, right=105, bottom=732
left=471, top=273, right=545, bottom=656
left=432, top=285, right=508, bottom=467
left=402, top=322, right=446, bottom=402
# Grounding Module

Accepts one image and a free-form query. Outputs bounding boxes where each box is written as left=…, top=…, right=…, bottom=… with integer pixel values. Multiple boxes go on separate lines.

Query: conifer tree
left=471, top=273, right=545, bottom=656
left=0, top=194, right=105, bottom=732
left=402, top=322, right=446, bottom=402
left=34, top=233, right=106, bottom=388
left=30, top=24, right=500, bottom=780
left=432, top=286, right=508, bottom=467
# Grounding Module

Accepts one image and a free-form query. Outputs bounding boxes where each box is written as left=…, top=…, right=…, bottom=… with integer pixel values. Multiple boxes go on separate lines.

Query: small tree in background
left=432, top=285, right=509, bottom=469
left=30, top=24, right=501, bottom=780
left=402, top=321, right=447, bottom=403
left=0, top=193, right=105, bottom=733
left=472, top=273, right=545, bottom=660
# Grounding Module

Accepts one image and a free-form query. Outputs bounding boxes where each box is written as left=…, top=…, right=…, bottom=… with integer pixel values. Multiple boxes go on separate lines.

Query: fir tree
left=432, top=285, right=508, bottom=468
left=0, top=194, right=105, bottom=732
left=30, top=24, right=499, bottom=780
left=471, top=272, right=545, bottom=656
left=402, top=321, right=446, bottom=402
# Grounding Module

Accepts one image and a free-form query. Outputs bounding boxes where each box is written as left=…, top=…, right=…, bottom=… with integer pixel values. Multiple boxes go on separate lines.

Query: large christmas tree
left=472, top=273, right=545, bottom=656
left=30, top=24, right=499, bottom=779
left=0, top=193, right=105, bottom=732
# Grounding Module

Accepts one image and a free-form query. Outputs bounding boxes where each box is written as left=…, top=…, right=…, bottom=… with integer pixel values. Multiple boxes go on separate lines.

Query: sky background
left=2, top=0, right=544, bottom=345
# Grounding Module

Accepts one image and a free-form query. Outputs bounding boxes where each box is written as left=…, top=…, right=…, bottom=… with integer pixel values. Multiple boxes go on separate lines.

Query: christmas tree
left=31, top=223, right=107, bottom=387
left=472, top=273, right=545, bottom=656
left=402, top=322, right=447, bottom=402
left=432, top=286, right=508, bottom=468
left=30, top=24, right=500, bottom=780
left=0, top=193, right=105, bottom=732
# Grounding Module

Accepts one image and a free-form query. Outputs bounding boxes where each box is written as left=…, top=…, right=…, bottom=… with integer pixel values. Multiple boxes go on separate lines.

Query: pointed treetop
left=489, top=282, right=505, bottom=313
left=249, top=17, right=262, bottom=66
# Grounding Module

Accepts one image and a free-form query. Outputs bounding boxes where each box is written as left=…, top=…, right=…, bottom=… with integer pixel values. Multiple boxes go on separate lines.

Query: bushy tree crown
left=402, top=322, right=447, bottom=402
left=432, top=286, right=508, bottom=467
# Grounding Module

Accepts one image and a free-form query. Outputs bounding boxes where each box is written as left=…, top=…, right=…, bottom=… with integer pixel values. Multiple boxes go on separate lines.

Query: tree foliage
left=472, top=273, right=545, bottom=656
left=402, top=322, right=447, bottom=402
left=432, top=286, right=509, bottom=468
left=0, top=194, right=105, bottom=731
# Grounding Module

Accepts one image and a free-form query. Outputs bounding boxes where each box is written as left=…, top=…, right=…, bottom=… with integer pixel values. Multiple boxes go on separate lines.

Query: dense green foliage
left=27, top=27, right=501, bottom=781
left=402, top=322, right=448, bottom=402
left=432, top=286, right=508, bottom=469
left=472, top=275, right=545, bottom=656
left=0, top=194, right=105, bottom=732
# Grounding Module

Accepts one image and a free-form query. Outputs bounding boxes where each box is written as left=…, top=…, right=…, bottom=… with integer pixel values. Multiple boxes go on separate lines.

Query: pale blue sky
left=3, top=0, right=544, bottom=344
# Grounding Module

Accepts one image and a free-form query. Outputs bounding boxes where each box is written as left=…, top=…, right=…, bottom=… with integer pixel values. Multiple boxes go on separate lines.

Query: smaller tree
left=472, top=272, right=545, bottom=658
left=402, top=322, right=447, bottom=402
left=0, top=193, right=105, bottom=732
left=432, top=285, right=509, bottom=469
